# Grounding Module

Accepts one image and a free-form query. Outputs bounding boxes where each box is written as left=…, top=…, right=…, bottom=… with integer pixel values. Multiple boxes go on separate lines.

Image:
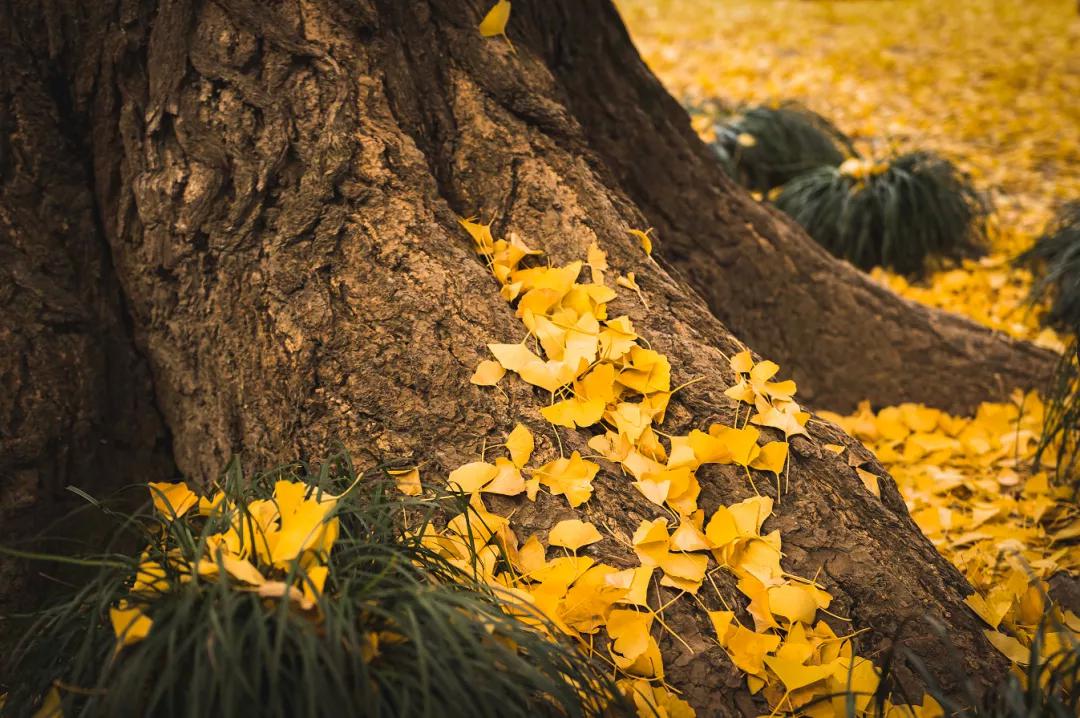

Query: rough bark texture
left=519, top=0, right=1058, bottom=414
left=0, top=1, right=174, bottom=623
left=1, top=0, right=1023, bottom=712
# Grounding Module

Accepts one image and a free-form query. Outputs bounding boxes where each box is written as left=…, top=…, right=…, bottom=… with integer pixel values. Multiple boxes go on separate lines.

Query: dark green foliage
left=1034, top=339, right=1080, bottom=496
left=774, top=152, right=988, bottom=275
left=1017, top=202, right=1080, bottom=332
left=708, top=103, right=855, bottom=192
left=1015, top=204, right=1080, bottom=495
left=1, top=454, right=624, bottom=718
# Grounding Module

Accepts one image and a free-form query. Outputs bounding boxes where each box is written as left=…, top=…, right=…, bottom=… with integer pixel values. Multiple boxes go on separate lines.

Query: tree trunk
left=0, top=0, right=174, bottom=624
left=2, top=0, right=1014, bottom=711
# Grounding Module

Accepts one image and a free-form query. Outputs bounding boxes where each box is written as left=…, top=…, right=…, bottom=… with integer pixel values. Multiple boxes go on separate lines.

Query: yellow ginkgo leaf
left=458, top=217, right=495, bottom=254
left=620, top=679, right=692, bottom=717
left=763, top=379, right=797, bottom=401
left=516, top=534, right=547, bottom=575
left=300, top=565, right=329, bottom=610
left=856, top=467, right=881, bottom=497
left=488, top=343, right=581, bottom=392
left=730, top=350, right=754, bottom=374
left=132, top=558, right=169, bottom=595
left=609, top=566, right=653, bottom=607
left=549, top=519, right=603, bottom=552
left=111, top=602, right=153, bottom=647
left=705, top=506, right=739, bottom=548
left=767, top=582, right=830, bottom=625
left=607, top=608, right=654, bottom=665
left=618, top=347, right=671, bottom=394
left=616, top=272, right=647, bottom=306
left=484, top=458, right=526, bottom=496
left=669, top=520, right=712, bottom=551
left=389, top=467, right=422, bottom=496
left=659, top=551, right=708, bottom=583
left=632, top=517, right=670, bottom=567
left=505, top=423, right=534, bottom=468
left=830, top=656, right=880, bottom=713
left=690, top=429, right=732, bottom=465
left=633, top=478, right=671, bottom=506
left=750, top=441, right=789, bottom=475
left=730, top=536, right=784, bottom=587
left=964, top=593, right=1008, bottom=629
left=713, top=425, right=762, bottom=466
left=198, top=490, right=227, bottom=516
left=270, top=498, right=336, bottom=567
left=258, top=581, right=305, bottom=603
left=470, top=359, right=506, bottom=386
left=587, top=242, right=608, bottom=284
left=447, top=461, right=499, bottom=493
left=629, top=228, right=654, bottom=256
left=599, top=316, right=638, bottom=359
left=736, top=574, right=780, bottom=632
left=763, top=653, right=834, bottom=691
left=725, top=379, right=756, bottom=404
left=749, top=359, right=779, bottom=389
left=478, top=0, right=511, bottom=39
left=708, top=609, right=735, bottom=643
left=197, top=552, right=267, bottom=586
left=541, top=396, right=605, bottom=429
left=724, top=624, right=781, bottom=675
left=729, top=495, right=774, bottom=537
left=533, top=451, right=598, bottom=508
left=576, top=362, right=618, bottom=404
left=751, top=405, right=810, bottom=439
left=148, top=482, right=198, bottom=521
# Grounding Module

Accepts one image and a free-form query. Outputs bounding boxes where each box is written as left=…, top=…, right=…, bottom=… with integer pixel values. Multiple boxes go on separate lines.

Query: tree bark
left=2, top=0, right=1014, bottom=711
left=0, top=0, right=174, bottom=624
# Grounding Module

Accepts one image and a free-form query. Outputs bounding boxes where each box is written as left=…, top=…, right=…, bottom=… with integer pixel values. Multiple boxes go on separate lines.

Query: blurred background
left=617, top=0, right=1079, bottom=349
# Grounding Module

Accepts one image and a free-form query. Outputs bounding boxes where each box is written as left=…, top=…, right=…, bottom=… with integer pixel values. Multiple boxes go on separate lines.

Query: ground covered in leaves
left=617, top=0, right=1079, bottom=349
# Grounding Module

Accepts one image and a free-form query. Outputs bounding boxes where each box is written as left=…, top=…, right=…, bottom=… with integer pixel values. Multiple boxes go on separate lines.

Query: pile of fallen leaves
left=431, top=215, right=960, bottom=716
left=616, top=0, right=1078, bottom=350
left=823, top=395, right=1080, bottom=675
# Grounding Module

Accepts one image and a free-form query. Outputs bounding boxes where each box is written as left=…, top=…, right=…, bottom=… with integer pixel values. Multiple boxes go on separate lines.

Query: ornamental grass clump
left=774, top=151, right=988, bottom=276
left=1017, top=204, right=1080, bottom=494
left=0, top=453, right=621, bottom=718
left=1017, top=202, right=1080, bottom=332
left=708, top=103, right=854, bottom=193
left=1033, top=340, right=1080, bottom=497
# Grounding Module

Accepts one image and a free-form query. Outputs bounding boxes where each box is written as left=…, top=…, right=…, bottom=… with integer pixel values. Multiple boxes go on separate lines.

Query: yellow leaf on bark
left=478, top=1, right=510, bottom=38
left=389, top=467, right=422, bottom=496
left=505, top=423, right=534, bottom=468
left=548, top=519, right=603, bottom=551
left=470, top=359, right=505, bottom=386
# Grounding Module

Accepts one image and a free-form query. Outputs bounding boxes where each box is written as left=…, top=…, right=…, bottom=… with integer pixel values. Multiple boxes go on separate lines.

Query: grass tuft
left=774, top=151, right=988, bottom=275
left=1017, top=202, right=1080, bottom=333
left=0, top=453, right=624, bottom=718
left=707, top=102, right=855, bottom=193
left=1033, top=339, right=1080, bottom=496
